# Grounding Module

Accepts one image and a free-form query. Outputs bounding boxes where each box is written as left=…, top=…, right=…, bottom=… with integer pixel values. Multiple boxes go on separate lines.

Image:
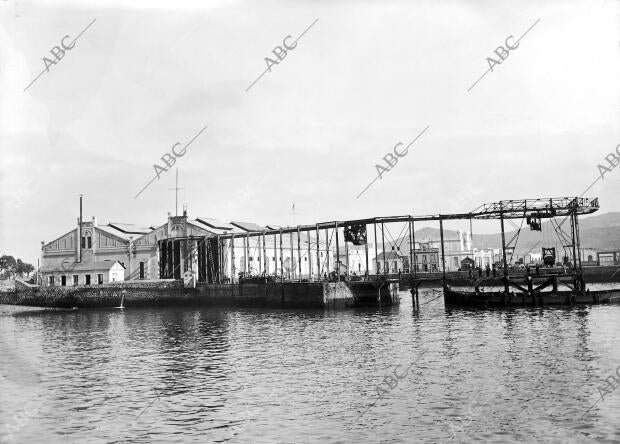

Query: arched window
left=81, top=230, right=92, bottom=249
left=588, top=255, right=593, bottom=262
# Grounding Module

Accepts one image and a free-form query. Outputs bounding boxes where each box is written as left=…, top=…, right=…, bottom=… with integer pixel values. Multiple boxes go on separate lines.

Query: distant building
left=473, top=248, right=500, bottom=268
left=424, top=229, right=472, bottom=272
left=373, top=245, right=440, bottom=274
left=460, top=257, right=475, bottom=271
left=580, top=248, right=599, bottom=266
left=374, top=252, right=406, bottom=274
left=41, top=217, right=156, bottom=287
left=526, top=252, right=542, bottom=263
left=598, top=251, right=620, bottom=266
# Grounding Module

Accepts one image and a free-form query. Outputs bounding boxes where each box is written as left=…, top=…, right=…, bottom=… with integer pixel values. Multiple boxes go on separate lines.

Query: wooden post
left=575, top=213, right=582, bottom=270
left=574, top=211, right=584, bottom=291
left=289, top=231, right=294, bottom=280
left=335, top=222, right=340, bottom=282
left=262, top=231, right=267, bottom=276
left=439, top=218, right=446, bottom=286
left=245, top=233, right=250, bottom=276
left=307, top=230, right=312, bottom=281
left=364, top=224, right=369, bottom=279
left=273, top=232, right=277, bottom=278
left=469, top=215, right=474, bottom=258
left=412, top=219, right=417, bottom=277
left=297, top=227, right=302, bottom=282
left=216, top=235, right=221, bottom=284
left=381, top=222, right=386, bottom=276
left=279, top=229, right=284, bottom=283
left=374, top=222, right=379, bottom=277
left=325, top=228, right=330, bottom=278
left=345, top=227, right=349, bottom=280
left=500, top=208, right=510, bottom=295
left=231, top=234, right=235, bottom=283
left=316, top=224, right=321, bottom=281
left=570, top=211, right=577, bottom=270
left=408, top=218, right=414, bottom=275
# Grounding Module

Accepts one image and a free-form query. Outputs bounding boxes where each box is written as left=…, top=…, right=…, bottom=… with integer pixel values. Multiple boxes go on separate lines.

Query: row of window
left=245, top=256, right=311, bottom=262
left=49, top=274, right=104, bottom=286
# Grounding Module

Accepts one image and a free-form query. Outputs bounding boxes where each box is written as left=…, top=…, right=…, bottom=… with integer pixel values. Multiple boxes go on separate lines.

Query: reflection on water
left=1, top=290, right=619, bottom=443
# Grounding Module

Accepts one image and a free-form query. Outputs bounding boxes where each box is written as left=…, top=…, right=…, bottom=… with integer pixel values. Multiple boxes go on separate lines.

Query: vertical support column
left=279, top=229, right=284, bottom=283
left=167, top=240, right=172, bottom=279
left=191, top=238, right=198, bottom=286
left=575, top=213, right=582, bottom=269
left=297, top=226, right=302, bottom=282
left=469, top=215, right=474, bottom=261
left=245, top=233, right=250, bottom=276
left=307, top=230, right=312, bottom=281
left=381, top=222, right=386, bottom=275
left=255, top=234, right=260, bottom=275
left=344, top=228, right=349, bottom=280
left=499, top=208, right=509, bottom=294
left=408, top=217, right=414, bottom=275
left=440, top=218, right=447, bottom=287
left=335, top=222, right=340, bottom=282
left=364, top=224, right=369, bottom=280
left=574, top=211, right=584, bottom=291
left=325, top=228, right=330, bottom=278
left=262, top=231, right=267, bottom=276
left=231, top=235, right=236, bottom=284
left=316, top=224, right=321, bottom=281
left=570, top=209, right=581, bottom=291
left=220, top=237, right=224, bottom=282
left=217, top=235, right=222, bottom=284
left=374, top=222, right=379, bottom=277
left=412, top=219, right=417, bottom=277
left=289, top=231, right=294, bottom=280
left=179, top=238, right=185, bottom=275
left=273, top=232, right=277, bottom=278
left=570, top=211, right=577, bottom=269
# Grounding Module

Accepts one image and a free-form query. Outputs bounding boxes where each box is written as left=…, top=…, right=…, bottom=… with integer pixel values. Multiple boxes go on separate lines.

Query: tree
left=22, top=263, right=35, bottom=276
left=1, top=256, right=34, bottom=279
left=0, top=255, right=17, bottom=279
left=15, top=259, right=36, bottom=278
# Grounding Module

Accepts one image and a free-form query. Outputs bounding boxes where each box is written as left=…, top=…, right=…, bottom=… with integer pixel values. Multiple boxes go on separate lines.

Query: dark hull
left=443, top=286, right=620, bottom=307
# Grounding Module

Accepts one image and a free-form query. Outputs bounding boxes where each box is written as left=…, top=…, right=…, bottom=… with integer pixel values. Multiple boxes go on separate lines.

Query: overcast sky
left=1, top=0, right=619, bottom=264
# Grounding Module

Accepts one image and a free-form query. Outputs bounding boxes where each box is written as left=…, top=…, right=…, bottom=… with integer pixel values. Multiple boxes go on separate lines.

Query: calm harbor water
left=1, top=289, right=619, bottom=443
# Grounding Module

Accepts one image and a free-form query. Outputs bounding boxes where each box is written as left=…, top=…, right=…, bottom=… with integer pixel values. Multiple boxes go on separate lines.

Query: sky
left=1, top=0, right=619, bottom=264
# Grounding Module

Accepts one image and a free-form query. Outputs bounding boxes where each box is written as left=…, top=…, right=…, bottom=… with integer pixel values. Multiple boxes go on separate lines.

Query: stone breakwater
left=0, top=281, right=399, bottom=310
left=1, top=280, right=187, bottom=309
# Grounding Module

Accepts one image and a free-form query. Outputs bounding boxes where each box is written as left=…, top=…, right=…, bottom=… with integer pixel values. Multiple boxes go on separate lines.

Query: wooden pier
left=155, top=196, right=614, bottom=309
left=5, top=196, right=615, bottom=310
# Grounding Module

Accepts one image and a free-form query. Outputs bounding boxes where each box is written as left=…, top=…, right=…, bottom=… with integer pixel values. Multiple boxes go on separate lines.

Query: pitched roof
left=230, top=221, right=267, bottom=232
left=108, top=223, right=153, bottom=234
left=96, top=225, right=134, bottom=241
left=41, top=260, right=125, bottom=273
left=190, top=219, right=240, bottom=236
left=195, top=217, right=234, bottom=230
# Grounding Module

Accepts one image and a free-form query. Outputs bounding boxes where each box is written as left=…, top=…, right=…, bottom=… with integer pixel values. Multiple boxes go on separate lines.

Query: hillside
left=400, top=212, right=620, bottom=256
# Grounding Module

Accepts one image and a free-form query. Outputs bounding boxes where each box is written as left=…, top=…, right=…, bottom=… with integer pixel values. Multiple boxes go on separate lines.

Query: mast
left=499, top=204, right=509, bottom=294
left=78, top=194, right=82, bottom=263
left=439, top=217, right=446, bottom=286
left=168, top=168, right=184, bottom=216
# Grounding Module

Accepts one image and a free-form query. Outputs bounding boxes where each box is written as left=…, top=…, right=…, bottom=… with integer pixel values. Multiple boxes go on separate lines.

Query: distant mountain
left=402, top=212, right=620, bottom=257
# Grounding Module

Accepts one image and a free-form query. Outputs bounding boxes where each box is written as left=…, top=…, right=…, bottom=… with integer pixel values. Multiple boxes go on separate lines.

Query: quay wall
left=0, top=281, right=399, bottom=309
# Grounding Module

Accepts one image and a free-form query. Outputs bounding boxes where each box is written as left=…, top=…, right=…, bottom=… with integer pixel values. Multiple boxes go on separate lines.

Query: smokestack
left=78, top=194, right=83, bottom=263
